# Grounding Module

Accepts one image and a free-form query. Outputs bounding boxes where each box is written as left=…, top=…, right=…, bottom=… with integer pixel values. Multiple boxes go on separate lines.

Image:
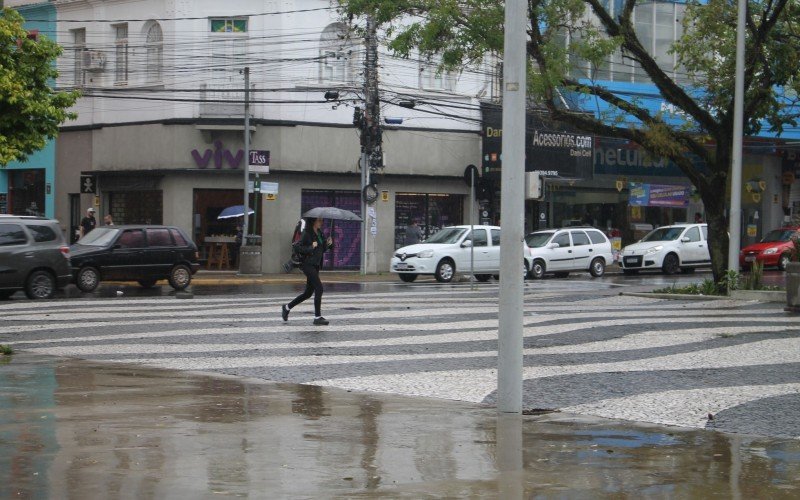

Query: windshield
left=525, top=232, right=554, bottom=248
left=425, top=227, right=467, bottom=244
left=641, top=227, right=684, bottom=242
left=75, top=227, right=119, bottom=247
left=762, top=229, right=796, bottom=243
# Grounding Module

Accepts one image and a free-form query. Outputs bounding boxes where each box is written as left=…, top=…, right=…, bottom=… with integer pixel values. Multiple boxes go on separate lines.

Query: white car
left=523, top=227, right=613, bottom=279
left=620, top=223, right=710, bottom=275
left=391, top=225, right=501, bottom=283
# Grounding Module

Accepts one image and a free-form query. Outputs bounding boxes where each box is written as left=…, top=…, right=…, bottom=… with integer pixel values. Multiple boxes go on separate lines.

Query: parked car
left=0, top=216, right=72, bottom=299
left=620, top=223, right=710, bottom=275
left=390, top=225, right=502, bottom=282
left=523, top=227, right=613, bottom=279
left=70, top=225, right=200, bottom=292
left=739, top=226, right=800, bottom=270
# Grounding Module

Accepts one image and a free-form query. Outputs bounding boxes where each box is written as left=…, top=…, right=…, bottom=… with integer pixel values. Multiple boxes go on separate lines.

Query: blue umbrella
left=217, top=205, right=255, bottom=220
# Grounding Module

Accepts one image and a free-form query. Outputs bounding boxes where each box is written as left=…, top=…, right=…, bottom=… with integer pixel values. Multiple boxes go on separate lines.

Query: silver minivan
left=0, top=216, right=72, bottom=299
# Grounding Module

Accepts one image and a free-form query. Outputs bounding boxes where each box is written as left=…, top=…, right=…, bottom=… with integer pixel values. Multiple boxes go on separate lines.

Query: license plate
left=624, top=257, right=637, bottom=264
left=395, top=263, right=409, bottom=270
left=745, top=255, right=756, bottom=262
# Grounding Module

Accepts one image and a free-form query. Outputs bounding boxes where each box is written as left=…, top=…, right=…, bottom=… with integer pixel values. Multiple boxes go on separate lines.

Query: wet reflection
left=1, top=353, right=799, bottom=498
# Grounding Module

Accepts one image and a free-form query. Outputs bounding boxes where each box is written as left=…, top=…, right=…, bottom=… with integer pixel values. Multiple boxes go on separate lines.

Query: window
left=586, top=230, right=608, bottom=245
left=553, top=233, right=571, bottom=247
left=72, top=28, right=86, bottom=87
left=146, top=228, right=172, bottom=246
left=210, top=18, right=248, bottom=33
left=170, top=229, right=187, bottom=246
left=28, top=225, right=57, bottom=243
left=117, top=229, right=145, bottom=248
left=0, top=224, right=27, bottom=246
left=320, top=23, right=355, bottom=83
left=684, top=227, right=701, bottom=242
left=701, top=226, right=708, bottom=240
left=114, top=24, right=128, bottom=83
left=491, top=229, right=501, bottom=246
left=571, top=231, right=591, bottom=246
left=145, top=22, right=163, bottom=83
left=420, top=62, right=455, bottom=91
left=468, top=229, right=488, bottom=247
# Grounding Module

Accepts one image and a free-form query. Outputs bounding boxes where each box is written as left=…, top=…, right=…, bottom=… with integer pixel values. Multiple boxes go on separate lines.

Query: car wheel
left=680, top=267, right=696, bottom=274
left=475, top=274, right=491, bottom=282
left=622, top=269, right=639, bottom=276
left=138, top=279, right=158, bottom=288
left=662, top=253, right=680, bottom=275
left=554, top=272, right=570, bottom=278
left=25, top=270, right=55, bottom=300
left=0, top=290, right=16, bottom=300
left=168, top=264, right=192, bottom=290
left=589, top=258, right=605, bottom=277
left=778, top=253, right=791, bottom=271
left=434, top=259, right=455, bottom=283
left=530, top=260, right=545, bottom=279
left=524, top=261, right=530, bottom=280
left=398, top=273, right=417, bottom=283
left=76, top=266, right=100, bottom=292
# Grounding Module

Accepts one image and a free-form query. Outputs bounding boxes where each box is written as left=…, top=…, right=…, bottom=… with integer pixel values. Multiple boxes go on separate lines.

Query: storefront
left=394, top=192, right=464, bottom=249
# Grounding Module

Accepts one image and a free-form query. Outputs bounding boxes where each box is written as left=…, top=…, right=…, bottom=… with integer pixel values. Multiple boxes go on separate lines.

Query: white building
left=54, top=0, right=493, bottom=272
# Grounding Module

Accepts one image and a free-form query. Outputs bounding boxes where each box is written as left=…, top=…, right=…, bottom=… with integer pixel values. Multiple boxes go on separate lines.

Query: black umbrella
left=302, top=206, right=362, bottom=221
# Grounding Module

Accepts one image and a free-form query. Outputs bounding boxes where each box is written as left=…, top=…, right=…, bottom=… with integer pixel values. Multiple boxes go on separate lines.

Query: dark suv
left=0, top=216, right=72, bottom=299
left=70, top=225, right=200, bottom=292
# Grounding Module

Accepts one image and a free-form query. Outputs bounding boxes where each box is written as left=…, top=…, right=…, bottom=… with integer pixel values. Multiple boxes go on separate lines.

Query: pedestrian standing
left=282, top=217, right=334, bottom=325
left=79, top=208, right=97, bottom=239
left=405, top=219, right=424, bottom=245
left=103, top=214, right=114, bottom=226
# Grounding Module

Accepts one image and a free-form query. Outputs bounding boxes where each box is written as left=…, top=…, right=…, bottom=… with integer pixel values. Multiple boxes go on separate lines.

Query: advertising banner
left=629, top=183, right=690, bottom=207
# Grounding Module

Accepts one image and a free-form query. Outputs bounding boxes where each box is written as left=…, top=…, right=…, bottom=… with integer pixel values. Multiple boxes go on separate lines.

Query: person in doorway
left=103, top=214, right=114, bottom=226
left=79, top=208, right=97, bottom=239
left=694, top=212, right=703, bottom=223
left=282, top=217, right=334, bottom=326
left=405, top=219, right=424, bottom=245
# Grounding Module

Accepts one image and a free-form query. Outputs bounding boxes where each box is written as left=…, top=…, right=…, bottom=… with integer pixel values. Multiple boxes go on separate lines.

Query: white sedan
left=391, top=225, right=501, bottom=282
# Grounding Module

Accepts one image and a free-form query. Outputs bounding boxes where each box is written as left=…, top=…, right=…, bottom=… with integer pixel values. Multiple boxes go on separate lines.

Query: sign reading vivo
left=191, top=141, right=244, bottom=169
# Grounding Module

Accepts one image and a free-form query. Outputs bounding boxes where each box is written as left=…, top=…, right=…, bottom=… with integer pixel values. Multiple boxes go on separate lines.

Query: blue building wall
left=1, top=2, right=57, bottom=217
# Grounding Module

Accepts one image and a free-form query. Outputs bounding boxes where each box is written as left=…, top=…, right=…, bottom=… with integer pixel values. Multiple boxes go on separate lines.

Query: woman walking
left=282, top=217, right=333, bottom=325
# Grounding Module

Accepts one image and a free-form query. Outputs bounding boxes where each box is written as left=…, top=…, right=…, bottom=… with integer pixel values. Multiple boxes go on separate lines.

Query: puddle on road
left=1, top=353, right=798, bottom=498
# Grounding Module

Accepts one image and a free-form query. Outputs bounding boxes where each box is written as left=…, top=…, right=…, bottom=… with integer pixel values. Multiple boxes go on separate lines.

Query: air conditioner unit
left=82, top=51, right=106, bottom=71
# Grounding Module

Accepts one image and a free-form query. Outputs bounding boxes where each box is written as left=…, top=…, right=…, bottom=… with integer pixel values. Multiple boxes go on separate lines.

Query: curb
left=621, top=292, right=732, bottom=301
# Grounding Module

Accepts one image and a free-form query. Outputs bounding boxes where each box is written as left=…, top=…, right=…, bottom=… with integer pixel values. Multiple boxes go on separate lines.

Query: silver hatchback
left=0, top=216, right=72, bottom=299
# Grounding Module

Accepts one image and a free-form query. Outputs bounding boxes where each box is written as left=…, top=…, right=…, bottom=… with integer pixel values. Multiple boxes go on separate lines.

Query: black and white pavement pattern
left=2, top=281, right=799, bottom=438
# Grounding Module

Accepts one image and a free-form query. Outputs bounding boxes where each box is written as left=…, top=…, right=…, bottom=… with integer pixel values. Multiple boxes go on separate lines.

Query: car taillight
left=59, top=246, right=70, bottom=258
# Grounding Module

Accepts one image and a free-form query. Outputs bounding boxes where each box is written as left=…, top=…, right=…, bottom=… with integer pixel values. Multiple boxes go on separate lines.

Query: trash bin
left=238, top=244, right=262, bottom=275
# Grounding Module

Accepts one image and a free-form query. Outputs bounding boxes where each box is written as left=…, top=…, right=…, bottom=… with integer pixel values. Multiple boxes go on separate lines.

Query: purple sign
left=191, top=140, right=244, bottom=169
left=248, top=150, right=270, bottom=166
left=629, top=183, right=690, bottom=208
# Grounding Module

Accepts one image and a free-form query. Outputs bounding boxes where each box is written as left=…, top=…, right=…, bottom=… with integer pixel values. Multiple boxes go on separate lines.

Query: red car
left=739, top=226, right=800, bottom=270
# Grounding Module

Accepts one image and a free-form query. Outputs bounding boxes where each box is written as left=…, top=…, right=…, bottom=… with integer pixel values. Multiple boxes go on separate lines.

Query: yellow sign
left=747, top=224, right=757, bottom=237
left=381, top=190, right=389, bottom=202
left=94, top=196, right=100, bottom=206
left=615, top=180, right=624, bottom=192
left=758, top=180, right=766, bottom=191
left=631, top=206, right=642, bottom=220
left=265, top=193, right=276, bottom=201
left=752, top=193, right=761, bottom=203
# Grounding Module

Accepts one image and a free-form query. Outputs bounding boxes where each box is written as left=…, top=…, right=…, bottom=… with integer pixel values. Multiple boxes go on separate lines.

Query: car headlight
left=762, top=248, right=777, bottom=255
left=644, top=245, right=663, bottom=255
left=417, top=249, right=434, bottom=258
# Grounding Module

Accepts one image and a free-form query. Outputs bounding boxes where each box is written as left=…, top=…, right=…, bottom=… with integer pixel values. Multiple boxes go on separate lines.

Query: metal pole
left=498, top=0, right=526, bottom=413
left=728, top=0, right=746, bottom=273
left=242, top=67, right=250, bottom=244
left=360, top=153, right=368, bottom=275
left=470, top=168, right=475, bottom=289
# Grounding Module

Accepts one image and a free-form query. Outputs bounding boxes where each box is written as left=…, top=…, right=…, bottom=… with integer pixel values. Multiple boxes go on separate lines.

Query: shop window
left=110, top=191, right=163, bottom=225
left=301, top=189, right=361, bottom=269
left=395, top=192, right=465, bottom=249
left=0, top=224, right=26, bottom=246
left=146, top=228, right=172, bottom=246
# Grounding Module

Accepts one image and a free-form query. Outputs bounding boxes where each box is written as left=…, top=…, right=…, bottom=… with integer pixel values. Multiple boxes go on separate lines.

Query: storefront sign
left=260, top=182, right=279, bottom=195
left=628, top=183, right=690, bottom=208
left=594, top=138, right=683, bottom=177
left=192, top=140, right=244, bottom=169
left=80, top=174, right=97, bottom=194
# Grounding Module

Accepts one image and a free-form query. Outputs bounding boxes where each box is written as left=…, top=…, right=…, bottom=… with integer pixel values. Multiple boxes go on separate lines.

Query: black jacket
left=297, top=228, right=333, bottom=266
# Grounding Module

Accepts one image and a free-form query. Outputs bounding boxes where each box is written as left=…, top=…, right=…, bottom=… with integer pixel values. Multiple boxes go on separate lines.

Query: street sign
left=261, top=182, right=279, bottom=195
left=80, top=175, right=97, bottom=194
left=250, top=164, right=270, bottom=174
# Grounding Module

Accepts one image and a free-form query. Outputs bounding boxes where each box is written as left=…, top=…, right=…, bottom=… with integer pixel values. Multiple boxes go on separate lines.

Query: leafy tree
left=0, top=8, right=79, bottom=166
left=339, top=0, right=800, bottom=284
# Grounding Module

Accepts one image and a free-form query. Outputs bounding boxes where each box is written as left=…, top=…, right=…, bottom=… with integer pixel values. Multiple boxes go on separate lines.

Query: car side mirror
left=461, top=240, right=473, bottom=248
left=680, top=237, right=690, bottom=243
left=548, top=243, right=560, bottom=249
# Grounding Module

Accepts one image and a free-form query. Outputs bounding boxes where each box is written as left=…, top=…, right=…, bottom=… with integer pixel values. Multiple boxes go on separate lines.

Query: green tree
left=0, top=8, right=79, bottom=166
left=339, top=0, right=800, bottom=285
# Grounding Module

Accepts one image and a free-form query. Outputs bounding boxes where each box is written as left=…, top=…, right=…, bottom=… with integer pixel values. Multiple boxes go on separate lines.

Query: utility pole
left=242, top=67, right=251, bottom=245
left=498, top=0, right=526, bottom=414
left=357, top=15, right=382, bottom=274
left=728, top=0, right=746, bottom=273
